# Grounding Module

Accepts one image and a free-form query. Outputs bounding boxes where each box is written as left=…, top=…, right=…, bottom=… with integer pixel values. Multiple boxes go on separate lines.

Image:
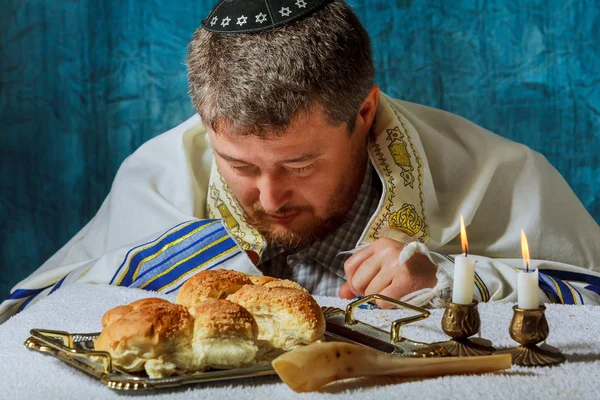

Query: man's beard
left=243, top=202, right=348, bottom=249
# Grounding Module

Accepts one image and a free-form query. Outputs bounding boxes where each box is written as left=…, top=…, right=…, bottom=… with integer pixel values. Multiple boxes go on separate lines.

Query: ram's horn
left=272, top=341, right=511, bottom=392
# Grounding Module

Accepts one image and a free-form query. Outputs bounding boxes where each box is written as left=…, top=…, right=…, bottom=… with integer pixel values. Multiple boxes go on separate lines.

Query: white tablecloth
left=1, top=284, right=599, bottom=400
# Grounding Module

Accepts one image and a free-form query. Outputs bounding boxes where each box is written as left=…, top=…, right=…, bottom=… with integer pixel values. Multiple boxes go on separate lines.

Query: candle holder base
left=499, top=305, right=565, bottom=367
left=438, top=301, right=496, bottom=356
left=496, top=344, right=565, bottom=367
left=437, top=338, right=495, bottom=357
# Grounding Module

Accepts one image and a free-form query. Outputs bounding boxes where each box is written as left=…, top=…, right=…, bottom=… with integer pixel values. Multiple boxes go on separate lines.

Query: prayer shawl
left=2, top=94, right=600, bottom=323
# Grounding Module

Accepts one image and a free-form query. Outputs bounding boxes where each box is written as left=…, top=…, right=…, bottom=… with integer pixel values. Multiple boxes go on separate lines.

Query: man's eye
left=290, top=164, right=315, bottom=174
left=230, top=165, right=252, bottom=172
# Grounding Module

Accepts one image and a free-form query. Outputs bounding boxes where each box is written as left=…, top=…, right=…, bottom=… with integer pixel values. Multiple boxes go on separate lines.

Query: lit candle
left=518, top=230, right=539, bottom=309
left=452, top=216, right=476, bottom=304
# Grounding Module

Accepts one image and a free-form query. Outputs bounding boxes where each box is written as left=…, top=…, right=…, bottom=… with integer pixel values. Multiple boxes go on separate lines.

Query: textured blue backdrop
left=1, top=0, right=599, bottom=301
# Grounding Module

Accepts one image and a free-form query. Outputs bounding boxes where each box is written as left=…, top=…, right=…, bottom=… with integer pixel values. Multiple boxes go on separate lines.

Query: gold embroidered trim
left=386, top=126, right=415, bottom=188
left=207, top=162, right=265, bottom=253
left=364, top=100, right=429, bottom=244
left=388, top=203, right=424, bottom=237
left=390, top=104, right=428, bottom=242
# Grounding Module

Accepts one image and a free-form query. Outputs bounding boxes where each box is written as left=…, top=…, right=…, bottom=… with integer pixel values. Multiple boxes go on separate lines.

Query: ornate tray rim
left=25, top=329, right=278, bottom=390
left=24, top=294, right=441, bottom=391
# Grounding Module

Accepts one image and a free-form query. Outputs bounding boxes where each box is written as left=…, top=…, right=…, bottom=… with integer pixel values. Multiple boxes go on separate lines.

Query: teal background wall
left=2, top=0, right=599, bottom=301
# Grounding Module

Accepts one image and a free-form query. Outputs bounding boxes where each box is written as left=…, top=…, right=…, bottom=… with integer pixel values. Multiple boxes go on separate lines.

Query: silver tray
left=25, top=294, right=444, bottom=390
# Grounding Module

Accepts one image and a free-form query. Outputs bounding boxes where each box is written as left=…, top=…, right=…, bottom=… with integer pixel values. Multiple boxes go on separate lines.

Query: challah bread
left=262, top=279, right=307, bottom=292
left=227, top=285, right=325, bottom=352
left=95, top=302, right=194, bottom=379
left=190, top=299, right=259, bottom=369
left=176, top=269, right=253, bottom=309
left=249, top=275, right=308, bottom=292
left=96, top=274, right=323, bottom=377
left=101, top=297, right=171, bottom=328
left=248, top=275, right=279, bottom=285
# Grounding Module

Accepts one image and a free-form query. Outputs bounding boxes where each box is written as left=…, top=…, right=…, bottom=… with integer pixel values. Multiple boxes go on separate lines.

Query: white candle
left=518, top=269, right=539, bottom=309
left=452, top=254, right=476, bottom=304
left=518, top=231, right=539, bottom=309
left=452, top=215, right=476, bottom=304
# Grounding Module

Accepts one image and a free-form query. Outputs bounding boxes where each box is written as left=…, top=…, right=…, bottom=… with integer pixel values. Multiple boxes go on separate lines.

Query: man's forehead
left=209, top=129, right=323, bottom=161
left=209, top=125, right=286, bottom=140
left=213, top=145, right=322, bottom=164
left=207, top=102, right=338, bottom=138
left=207, top=105, right=349, bottom=162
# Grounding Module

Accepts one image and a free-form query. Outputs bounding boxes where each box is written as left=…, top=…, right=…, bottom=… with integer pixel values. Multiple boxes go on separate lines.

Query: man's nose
left=257, top=173, right=289, bottom=213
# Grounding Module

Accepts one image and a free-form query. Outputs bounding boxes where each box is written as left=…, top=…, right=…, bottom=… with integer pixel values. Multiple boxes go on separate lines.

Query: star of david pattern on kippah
left=202, top=0, right=333, bottom=34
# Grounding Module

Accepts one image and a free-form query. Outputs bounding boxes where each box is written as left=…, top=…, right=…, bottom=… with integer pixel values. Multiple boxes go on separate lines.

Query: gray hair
left=187, top=1, right=375, bottom=137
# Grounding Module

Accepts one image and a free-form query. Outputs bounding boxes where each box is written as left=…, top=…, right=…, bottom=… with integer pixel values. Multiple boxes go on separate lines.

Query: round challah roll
left=176, top=269, right=252, bottom=309
left=227, top=285, right=325, bottom=352
left=190, top=299, right=259, bottom=369
left=262, top=279, right=307, bottom=292
left=95, top=301, right=194, bottom=379
left=101, top=297, right=171, bottom=328
left=248, top=275, right=278, bottom=285
left=249, top=275, right=308, bottom=292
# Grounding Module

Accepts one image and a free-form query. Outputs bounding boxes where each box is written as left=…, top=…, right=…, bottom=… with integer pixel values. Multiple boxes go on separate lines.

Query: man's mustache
left=248, top=204, right=313, bottom=217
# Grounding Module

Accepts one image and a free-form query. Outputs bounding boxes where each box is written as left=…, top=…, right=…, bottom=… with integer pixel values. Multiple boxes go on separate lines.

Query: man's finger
left=341, top=274, right=361, bottom=299
left=364, top=264, right=395, bottom=297
left=375, top=285, right=407, bottom=309
left=351, top=258, right=381, bottom=295
left=339, top=282, right=356, bottom=299
left=344, top=246, right=375, bottom=276
left=343, top=246, right=374, bottom=296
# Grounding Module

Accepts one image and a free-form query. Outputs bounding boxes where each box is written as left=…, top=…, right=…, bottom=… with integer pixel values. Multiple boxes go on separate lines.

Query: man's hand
left=339, top=238, right=438, bottom=308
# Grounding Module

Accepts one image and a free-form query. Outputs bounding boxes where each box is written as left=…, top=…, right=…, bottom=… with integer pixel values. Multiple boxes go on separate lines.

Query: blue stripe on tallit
left=553, top=276, right=575, bottom=305
left=538, top=271, right=575, bottom=305
left=164, top=251, right=241, bottom=295
left=132, top=223, right=224, bottom=284
left=117, top=220, right=216, bottom=287
left=14, top=277, right=68, bottom=312
left=538, top=279, right=559, bottom=303
left=8, top=285, right=52, bottom=300
left=17, top=287, right=48, bottom=312
left=538, top=272, right=563, bottom=304
left=109, top=220, right=194, bottom=285
left=128, top=223, right=231, bottom=289
left=17, top=295, right=37, bottom=312
left=585, top=285, right=600, bottom=296
left=8, top=280, right=61, bottom=313
left=540, top=272, right=591, bottom=305
left=538, top=269, right=600, bottom=287
left=138, top=234, right=239, bottom=291
left=48, top=276, right=67, bottom=295
left=130, top=220, right=224, bottom=281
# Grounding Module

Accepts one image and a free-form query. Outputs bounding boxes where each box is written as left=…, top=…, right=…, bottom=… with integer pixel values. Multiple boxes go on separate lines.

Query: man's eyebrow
left=213, top=149, right=248, bottom=163
left=214, top=149, right=321, bottom=164
left=278, top=152, right=322, bottom=164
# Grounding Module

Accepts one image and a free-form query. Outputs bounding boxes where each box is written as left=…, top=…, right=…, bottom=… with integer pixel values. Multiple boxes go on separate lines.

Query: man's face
left=208, top=105, right=372, bottom=249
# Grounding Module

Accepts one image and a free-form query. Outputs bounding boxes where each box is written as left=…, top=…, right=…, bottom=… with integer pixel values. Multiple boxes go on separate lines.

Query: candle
left=517, top=230, right=539, bottom=309
left=452, top=216, right=476, bottom=304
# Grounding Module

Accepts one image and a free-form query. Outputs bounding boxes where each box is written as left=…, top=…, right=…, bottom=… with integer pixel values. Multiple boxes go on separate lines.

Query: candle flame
left=460, top=215, right=468, bottom=255
left=521, top=230, right=530, bottom=272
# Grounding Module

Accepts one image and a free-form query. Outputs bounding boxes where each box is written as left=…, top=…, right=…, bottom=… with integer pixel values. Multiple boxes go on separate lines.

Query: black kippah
left=202, top=0, right=333, bottom=34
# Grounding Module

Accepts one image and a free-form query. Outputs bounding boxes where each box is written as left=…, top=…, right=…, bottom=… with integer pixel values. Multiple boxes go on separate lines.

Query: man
left=2, top=0, right=600, bottom=323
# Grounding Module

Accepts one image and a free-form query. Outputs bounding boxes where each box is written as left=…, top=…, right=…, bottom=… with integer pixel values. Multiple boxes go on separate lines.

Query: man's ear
left=354, top=85, right=380, bottom=137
